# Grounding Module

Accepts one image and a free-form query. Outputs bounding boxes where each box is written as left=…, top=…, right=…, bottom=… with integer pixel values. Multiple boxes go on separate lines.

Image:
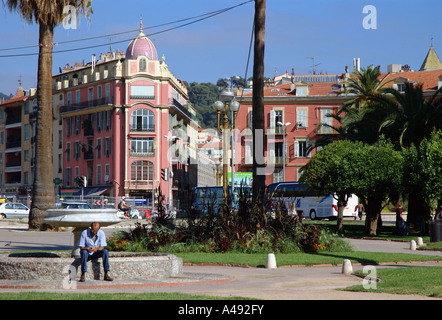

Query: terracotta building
left=53, top=22, right=199, bottom=207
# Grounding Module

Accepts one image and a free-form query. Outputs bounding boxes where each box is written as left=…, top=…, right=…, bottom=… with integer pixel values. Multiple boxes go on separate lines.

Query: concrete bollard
left=410, top=240, right=417, bottom=250
left=342, top=259, right=353, bottom=274
left=417, top=237, right=424, bottom=246
left=266, top=253, right=277, bottom=269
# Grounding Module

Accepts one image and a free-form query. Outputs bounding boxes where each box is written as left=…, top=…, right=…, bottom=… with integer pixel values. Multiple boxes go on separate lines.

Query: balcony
left=129, top=124, right=155, bottom=132
left=60, top=97, right=111, bottom=114
left=266, top=126, right=287, bottom=135
left=130, top=150, right=155, bottom=158
left=125, top=180, right=154, bottom=189
left=83, top=149, right=94, bottom=161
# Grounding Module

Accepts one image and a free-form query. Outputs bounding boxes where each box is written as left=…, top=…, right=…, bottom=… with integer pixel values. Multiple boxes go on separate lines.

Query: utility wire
left=0, top=0, right=253, bottom=57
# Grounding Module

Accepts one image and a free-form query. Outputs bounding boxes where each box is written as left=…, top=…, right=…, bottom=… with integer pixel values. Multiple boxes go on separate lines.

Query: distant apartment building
left=0, top=84, right=36, bottom=197
left=235, top=47, right=442, bottom=185
left=52, top=22, right=199, bottom=206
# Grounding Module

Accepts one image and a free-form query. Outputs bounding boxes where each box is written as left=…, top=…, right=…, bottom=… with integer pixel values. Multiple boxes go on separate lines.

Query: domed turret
left=125, top=18, right=158, bottom=61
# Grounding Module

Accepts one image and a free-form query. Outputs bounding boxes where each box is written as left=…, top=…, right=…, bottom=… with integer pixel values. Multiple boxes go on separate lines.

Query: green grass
left=0, top=292, right=255, bottom=300
left=344, top=266, right=442, bottom=298
left=175, top=251, right=442, bottom=267
left=306, top=219, right=431, bottom=242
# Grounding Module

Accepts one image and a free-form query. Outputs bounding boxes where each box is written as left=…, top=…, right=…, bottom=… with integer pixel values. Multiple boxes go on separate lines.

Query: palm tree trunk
left=29, top=22, right=56, bottom=230
left=252, top=0, right=266, bottom=208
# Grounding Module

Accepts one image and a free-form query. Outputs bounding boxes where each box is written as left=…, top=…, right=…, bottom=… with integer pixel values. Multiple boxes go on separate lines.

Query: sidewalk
left=0, top=219, right=441, bottom=299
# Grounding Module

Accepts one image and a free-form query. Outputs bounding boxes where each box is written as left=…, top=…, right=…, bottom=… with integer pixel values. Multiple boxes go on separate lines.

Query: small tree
left=300, top=138, right=403, bottom=235
left=403, top=130, right=442, bottom=228
left=299, top=139, right=363, bottom=233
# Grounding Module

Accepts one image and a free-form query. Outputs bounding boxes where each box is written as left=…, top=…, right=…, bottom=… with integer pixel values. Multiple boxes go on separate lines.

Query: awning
left=80, top=187, right=111, bottom=197
left=60, top=187, right=111, bottom=197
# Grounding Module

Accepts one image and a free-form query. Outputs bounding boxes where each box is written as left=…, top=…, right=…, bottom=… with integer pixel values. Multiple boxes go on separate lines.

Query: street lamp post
left=213, top=88, right=240, bottom=199
left=277, top=121, right=291, bottom=182
left=164, top=134, right=176, bottom=212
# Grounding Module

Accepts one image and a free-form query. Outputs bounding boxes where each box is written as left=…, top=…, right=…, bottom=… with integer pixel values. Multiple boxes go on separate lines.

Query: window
left=130, top=109, right=155, bottom=132
left=296, top=86, right=307, bottom=96
left=105, top=83, right=110, bottom=103
left=66, top=118, right=72, bottom=137
left=96, top=138, right=101, bottom=158
left=130, top=85, right=154, bottom=99
left=104, top=137, right=111, bottom=157
left=74, top=141, right=81, bottom=160
left=66, top=142, right=71, bottom=161
left=139, top=58, right=147, bottom=72
left=130, top=137, right=154, bottom=156
left=76, top=90, right=80, bottom=106
left=24, top=124, right=30, bottom=140
left=273, top=168, right=283, bottom=183
left=320, top=108, right=333, bottom=134
left=74, top=116, right=81, bottom=135
left=65, top=167, right=72, bottom=186
left=269, top=110, right=283, bottom=128
left=296, top=108, right=307, bottom=127
left=131, top=160, right=154, bottom=181
left=105, top=164, right=110, bottom=183
left=294, top=138, right=311, bottom=158
left=97, top=165, right=102, bottom=185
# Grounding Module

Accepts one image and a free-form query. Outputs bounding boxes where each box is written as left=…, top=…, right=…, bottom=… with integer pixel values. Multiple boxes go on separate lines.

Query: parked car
left=0, top=202, right=30, bottom=219
left=58, top=202, right=91, bottom=209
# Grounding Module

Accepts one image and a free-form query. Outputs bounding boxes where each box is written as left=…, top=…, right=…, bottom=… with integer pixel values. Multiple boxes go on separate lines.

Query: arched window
left=131, top=160, right=154, bottom=181
left=139, top=58, right=146, bottom=72
left=130, top=108, right=154, bottom=132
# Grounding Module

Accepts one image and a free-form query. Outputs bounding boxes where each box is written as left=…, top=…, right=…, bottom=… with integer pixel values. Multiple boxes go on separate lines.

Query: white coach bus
left=265, top=182, right=358, bottom=220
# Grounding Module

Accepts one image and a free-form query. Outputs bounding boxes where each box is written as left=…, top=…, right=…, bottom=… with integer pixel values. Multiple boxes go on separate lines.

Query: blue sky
left=0, top=0, right=441, bottom=95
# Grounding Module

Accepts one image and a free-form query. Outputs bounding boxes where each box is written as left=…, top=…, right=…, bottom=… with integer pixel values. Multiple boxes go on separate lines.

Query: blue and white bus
left=191, top=186, right=252, bottom=215
left=265, top=182, right=358, bottom=220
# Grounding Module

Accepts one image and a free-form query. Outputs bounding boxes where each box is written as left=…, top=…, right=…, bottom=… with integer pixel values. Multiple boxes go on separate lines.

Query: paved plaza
left=0, top=218, right=441, bottom=300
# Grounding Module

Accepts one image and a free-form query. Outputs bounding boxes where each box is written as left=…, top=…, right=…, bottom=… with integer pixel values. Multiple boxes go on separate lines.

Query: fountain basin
left=0, top=252, right=183, bottom=281
left=44, top=208, right=121, bottom=228
left=44, top=208, right=122, bottom=258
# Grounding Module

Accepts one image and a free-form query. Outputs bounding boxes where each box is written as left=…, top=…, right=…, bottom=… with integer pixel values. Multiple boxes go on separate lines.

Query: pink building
left=54, top=23, right=198, bottom=206
left=235, top=76, right=347, bottom=185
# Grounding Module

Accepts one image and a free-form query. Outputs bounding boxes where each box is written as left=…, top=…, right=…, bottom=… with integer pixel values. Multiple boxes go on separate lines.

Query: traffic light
left=77, top=176, right=87, bottom=188
left=161, top=168, right=168, bottom=181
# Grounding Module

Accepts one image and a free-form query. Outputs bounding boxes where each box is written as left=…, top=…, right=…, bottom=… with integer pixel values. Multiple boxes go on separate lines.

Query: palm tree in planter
left=4, top=0, right=93, bottom=230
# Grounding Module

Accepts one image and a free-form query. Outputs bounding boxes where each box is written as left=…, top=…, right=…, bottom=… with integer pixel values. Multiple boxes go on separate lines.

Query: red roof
left=0, top=95, right=29, bottom=106
left=380, top=69, right=442, bottom=91
left=243, top=82, right=340, bottom=97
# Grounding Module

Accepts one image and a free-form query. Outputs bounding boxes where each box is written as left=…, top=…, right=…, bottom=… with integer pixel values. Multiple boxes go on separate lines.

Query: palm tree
left=310, top=66, right=393, bottom=151
left=339, top=66, right=393, bottom=113
left=379, top=83, right=442, bottom=232
left=4, top=0, right=92, bottom=230
left=380, top=83, right=442, bottom=148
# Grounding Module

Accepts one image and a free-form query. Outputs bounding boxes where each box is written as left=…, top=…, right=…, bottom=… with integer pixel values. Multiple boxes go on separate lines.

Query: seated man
left=78, top=222, right=113, bottom=282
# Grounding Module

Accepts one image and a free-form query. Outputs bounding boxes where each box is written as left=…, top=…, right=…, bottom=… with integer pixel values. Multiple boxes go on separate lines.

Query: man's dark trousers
left=80, top=249, right=110, bottom=274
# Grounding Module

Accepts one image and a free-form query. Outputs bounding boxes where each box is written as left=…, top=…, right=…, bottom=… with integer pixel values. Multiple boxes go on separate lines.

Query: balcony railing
left=266, top=126, right=287, bottom=135
left=129, top=124, right=155, bottom=132
left=130, top=150, right=155, bottom=157
left=60, top=97, right=111, bottom=114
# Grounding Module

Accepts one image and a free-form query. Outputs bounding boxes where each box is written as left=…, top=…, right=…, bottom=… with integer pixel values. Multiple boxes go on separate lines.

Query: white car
left=0, top=202, right=30, bottom=219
